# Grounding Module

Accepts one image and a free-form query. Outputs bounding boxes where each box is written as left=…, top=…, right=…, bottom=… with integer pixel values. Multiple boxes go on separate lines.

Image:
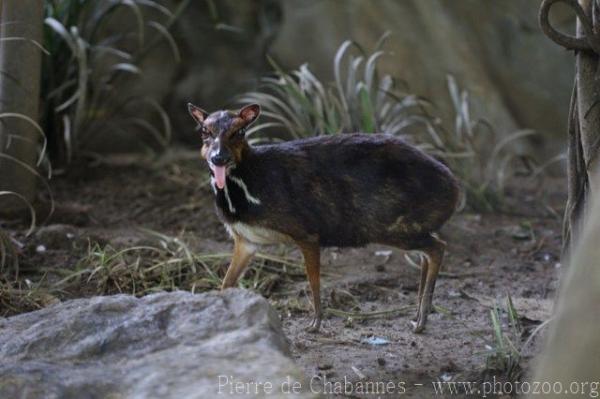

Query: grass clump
left=42, top=0, right=190, bottom=162
left=422, top=76, right=537, bottom=211
left=0, top=276, right=59, bottom=317
left=53, top=231, right=303, bottom=298
left=484, top=295, right=523, bottom=381
left=240, top=33, right=430, bottom=141
left=1, top=230, right=304, bottom=316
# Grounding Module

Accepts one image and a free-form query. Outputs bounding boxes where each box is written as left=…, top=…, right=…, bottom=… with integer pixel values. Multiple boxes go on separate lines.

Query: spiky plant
left=41, top=0, right=190, bottom=162
left=420, top=76, right=537, bottom=211
left=240, top=34, right=430, bottom=142
left=485, top=295, right=523, bottom=381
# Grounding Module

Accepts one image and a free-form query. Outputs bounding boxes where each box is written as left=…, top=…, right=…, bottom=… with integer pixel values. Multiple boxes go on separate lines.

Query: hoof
left=305, top=317, right=321, bottom=333
left=412, top=305, right=434, bottom=322
left=413, top=296, right=433, bottom=332
left=412, top=314, right=427, bottom=334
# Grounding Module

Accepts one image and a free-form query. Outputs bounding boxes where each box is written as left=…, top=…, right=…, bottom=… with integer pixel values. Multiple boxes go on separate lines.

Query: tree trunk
left=539, top=0, right=600, bottom=254
left=533, top=0, right=600, bottom=388
left=570, top=0, right=600, bottom=251
left=531, top=190, right=600, bottom=394
left=0, top=0, right=44, bottom=214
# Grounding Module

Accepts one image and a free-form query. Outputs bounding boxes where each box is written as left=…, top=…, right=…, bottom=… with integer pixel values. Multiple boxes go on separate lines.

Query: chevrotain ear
left=239, top=103, right=260, bottom=126
left=187, top=103, right=208, bottom=124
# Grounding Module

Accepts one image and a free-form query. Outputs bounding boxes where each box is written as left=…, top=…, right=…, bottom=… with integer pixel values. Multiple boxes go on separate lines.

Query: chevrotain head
left=187, top=103, right=260, bottom=189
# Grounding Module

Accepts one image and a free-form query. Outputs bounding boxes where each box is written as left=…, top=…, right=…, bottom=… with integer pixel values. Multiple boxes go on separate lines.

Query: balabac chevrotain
left=188, top=103, right=460, bottom=333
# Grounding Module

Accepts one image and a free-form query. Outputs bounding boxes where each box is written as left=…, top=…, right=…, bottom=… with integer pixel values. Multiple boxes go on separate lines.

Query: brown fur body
left=214, top=133, right=459, bottom=250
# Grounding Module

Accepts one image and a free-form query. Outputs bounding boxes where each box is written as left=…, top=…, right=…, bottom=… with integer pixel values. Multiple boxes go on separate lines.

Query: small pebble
left=36, top=245, right=46, bottom=253
left=361, top=336, right=390, bottom=346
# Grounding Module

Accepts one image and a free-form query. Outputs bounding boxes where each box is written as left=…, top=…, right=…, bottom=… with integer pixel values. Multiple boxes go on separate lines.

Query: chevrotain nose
left=210, top=152, right=231, bottom=166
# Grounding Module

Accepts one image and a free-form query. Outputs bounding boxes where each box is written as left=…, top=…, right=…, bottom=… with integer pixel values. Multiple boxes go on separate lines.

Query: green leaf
left=358, top=83, right=376, bottom=133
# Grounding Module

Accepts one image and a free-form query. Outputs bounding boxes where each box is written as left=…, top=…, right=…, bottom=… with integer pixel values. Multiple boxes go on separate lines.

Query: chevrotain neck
left=213, top=141, right=261, bottom=223
left=241, top=141, right=253, bottom=159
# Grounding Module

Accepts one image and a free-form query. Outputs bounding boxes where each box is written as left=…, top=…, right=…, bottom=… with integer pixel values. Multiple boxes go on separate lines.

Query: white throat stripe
left=228, top=175, right=261, bottom=205
left=223, top=181, right=236, bottom=213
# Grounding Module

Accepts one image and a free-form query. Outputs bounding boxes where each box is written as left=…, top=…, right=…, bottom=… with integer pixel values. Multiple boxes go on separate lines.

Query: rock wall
left=267, top=0, right=575, bottom=158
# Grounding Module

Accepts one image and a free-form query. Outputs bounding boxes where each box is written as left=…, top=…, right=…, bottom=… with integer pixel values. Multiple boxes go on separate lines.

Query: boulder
left=0, top=289, right=314, bottom=398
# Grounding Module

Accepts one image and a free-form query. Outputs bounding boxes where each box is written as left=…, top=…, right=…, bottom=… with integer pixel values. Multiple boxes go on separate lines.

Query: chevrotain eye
left=198, top=126, right=211, bottom=140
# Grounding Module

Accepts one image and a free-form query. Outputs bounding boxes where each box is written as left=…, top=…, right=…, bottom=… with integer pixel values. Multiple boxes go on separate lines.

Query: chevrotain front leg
left=221, top=234, right=256, bottom=289
left=297, top=240, right=322, bottom=333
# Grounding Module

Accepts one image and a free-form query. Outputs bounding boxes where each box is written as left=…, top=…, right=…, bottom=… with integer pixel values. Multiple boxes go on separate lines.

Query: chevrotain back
left=215, top=133, right=460, bottom=248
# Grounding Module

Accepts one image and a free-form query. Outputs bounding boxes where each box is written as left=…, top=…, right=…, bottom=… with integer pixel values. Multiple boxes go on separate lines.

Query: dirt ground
left=4, top=150, right=564, bottom=398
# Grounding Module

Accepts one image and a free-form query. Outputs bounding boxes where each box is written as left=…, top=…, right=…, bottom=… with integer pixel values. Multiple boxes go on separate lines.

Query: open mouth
left=209, top=162, right=233, bottom=190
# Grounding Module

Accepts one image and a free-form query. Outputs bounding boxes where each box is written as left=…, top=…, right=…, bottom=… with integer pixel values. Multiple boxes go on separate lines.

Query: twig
left=404, top=254, right=480, bottom=278
left=325, top=305, right=414, bottom=320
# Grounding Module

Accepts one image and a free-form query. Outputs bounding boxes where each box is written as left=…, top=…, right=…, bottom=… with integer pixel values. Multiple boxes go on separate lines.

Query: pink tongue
left=213, top=165, right=226, bottom=189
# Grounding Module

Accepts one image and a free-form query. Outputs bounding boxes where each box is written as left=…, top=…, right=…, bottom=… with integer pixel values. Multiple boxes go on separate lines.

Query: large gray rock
left=0, top=289, right=313, bottom=398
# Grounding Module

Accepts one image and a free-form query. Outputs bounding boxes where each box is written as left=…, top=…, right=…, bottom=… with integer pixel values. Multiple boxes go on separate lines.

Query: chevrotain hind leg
left=413, top=253, right=429, bottom=322
left=414, top=234, right=446, bottom=333
left=297, top=240, right=322, bottom=333
left=221, top=234, right=256, bottom=289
